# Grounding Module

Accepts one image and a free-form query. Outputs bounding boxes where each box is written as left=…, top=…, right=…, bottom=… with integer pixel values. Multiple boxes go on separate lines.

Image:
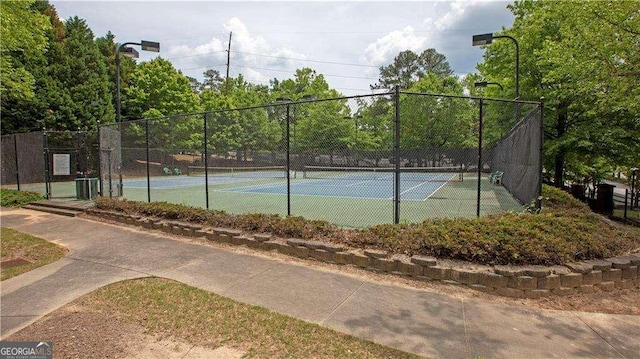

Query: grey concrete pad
left=464, top=298, right=624, bottom=359
left=575, top=312, right=640, bottom=358
left=159, top=252, right=281, bottom=293
left=323, top=282, right=468, bottom=358
left=220, top=262, right=365, bottom=323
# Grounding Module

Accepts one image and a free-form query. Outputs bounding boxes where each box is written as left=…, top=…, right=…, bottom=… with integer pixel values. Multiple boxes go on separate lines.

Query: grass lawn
left=78, top=277, right=419, bottom=358
left=0, top=227, right=67, bottom=281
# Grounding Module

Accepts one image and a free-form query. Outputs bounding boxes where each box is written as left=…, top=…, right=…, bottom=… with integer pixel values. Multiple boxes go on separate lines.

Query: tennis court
left=217, top=167, right=462, bottom=201
left=114, top=166, right=521, bottom=227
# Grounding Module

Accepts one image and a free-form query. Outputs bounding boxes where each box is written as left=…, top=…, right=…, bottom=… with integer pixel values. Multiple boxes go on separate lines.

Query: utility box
left=76, top=177, right=99, bottom=200
left=594, top=183, right=615, bottom=215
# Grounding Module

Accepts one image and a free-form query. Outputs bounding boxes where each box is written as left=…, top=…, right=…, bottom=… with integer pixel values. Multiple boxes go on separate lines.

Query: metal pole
left=13, top=134, right=20, bottom=190
left=494, top=35, right=519, bottom=120
left=394, top=85, right=401, bottom=224
left=115, top=46, right=124, bottom=197
left=43, top=130, right=51, bottom=199
left=477, top=99, right=484, bottom=217
left=286, top=103, right=291, bottom=216
left=624, top=189, right=628, bottom=220
left=145, top=118, right=151, bottom=203
left=97, top=121, right=103, bottom=197
left=107, top=150, right=112, bottom=198
left=537, top=98, right=545, bottom=210
left=204, top=113, right=210, bottom=209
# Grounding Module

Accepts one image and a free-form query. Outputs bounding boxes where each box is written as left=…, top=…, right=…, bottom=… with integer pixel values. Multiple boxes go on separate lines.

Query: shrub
left=0, top=189, right=44, bottom=207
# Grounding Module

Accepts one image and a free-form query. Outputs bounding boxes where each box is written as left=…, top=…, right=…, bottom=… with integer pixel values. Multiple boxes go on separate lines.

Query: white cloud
left=363, top=26, right=428, bottom=66
left=169, top=17, right=307, bottom=81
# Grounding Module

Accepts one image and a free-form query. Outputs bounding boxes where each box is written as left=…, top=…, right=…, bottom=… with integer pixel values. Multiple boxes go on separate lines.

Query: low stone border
left=86, top=209, right=640, bottom=299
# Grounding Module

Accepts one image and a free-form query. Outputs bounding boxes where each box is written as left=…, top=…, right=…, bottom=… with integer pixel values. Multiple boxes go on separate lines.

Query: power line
left=166, top=50, right=227, bottom=61
left=233, top=51, right=379, bottom=68
left=232, top=64, right=378, bottom=80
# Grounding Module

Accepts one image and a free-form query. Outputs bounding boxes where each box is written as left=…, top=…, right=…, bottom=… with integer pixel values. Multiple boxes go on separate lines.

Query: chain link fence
left=1, top=130, right=99, bottom=199
left=1, top=91, right=541, bottom=226
left=96, top=90, right=541, bottom=227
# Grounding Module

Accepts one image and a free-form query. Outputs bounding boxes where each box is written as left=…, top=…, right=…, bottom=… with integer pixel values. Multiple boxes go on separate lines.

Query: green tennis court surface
left=15, top=170, right=522, bottom=227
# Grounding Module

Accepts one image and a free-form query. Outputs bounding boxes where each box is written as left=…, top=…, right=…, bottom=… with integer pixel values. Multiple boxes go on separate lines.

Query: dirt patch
left=7, top=304, right=245, bottom=359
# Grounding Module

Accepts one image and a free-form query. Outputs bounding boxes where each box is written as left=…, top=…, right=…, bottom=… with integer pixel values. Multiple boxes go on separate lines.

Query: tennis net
left=187, top=165, right=288, bottom=179
left=302, top=166, right=464, bottom=182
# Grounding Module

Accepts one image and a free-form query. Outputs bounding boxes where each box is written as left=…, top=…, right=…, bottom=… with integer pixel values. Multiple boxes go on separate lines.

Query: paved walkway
left=1, top=207, right=639, bottom=358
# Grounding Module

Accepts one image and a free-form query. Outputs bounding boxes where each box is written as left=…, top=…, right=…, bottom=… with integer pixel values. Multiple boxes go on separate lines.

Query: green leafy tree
left=0, top=0, right=51, bottom=133
left=372, top=49, right=453, bottom=90
left=201, top=75, right=280, bottom=161
left=478, top=0, right=640, bottom=186
left=400, top=74, right=475, bottom=166
left=62, top=17, right=115, bottom=130
left=125, top=57, right=202, bottom=151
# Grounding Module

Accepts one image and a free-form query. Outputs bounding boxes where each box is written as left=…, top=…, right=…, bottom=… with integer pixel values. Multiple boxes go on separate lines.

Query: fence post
left=624, top=189, right=628, bottom=220
left=394, top=85, right=400, bottom=224
left=145, top=118, right=151, bottom=203
left=204, top=113, right=210, bottom=209
left=97, top=122, right=103, bottom=197
left=13, top=134, right=20, bottom=191
left=286, top=103, right=291, bottom=216
left=476, top=99, right=484, bottom=217
left=537, top=98, right=545, bottom=210
left=43, top=129, right=51, bottom=199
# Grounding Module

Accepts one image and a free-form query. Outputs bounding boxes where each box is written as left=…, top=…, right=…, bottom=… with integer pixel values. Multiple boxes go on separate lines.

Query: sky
left=51, top=0, right=515, bottom=96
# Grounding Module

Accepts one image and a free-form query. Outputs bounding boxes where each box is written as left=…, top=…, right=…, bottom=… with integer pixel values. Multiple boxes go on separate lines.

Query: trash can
left=594, top=183, right=615, bottom=215
left=75, top=177, right=99, bottom=200
left=570, top=184, right=585, bottom=201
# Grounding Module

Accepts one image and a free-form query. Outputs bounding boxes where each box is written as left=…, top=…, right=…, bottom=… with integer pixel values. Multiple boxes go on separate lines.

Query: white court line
left=346, top=180, right=374, bottom=187
left=422, top=174, right=456, bottom=201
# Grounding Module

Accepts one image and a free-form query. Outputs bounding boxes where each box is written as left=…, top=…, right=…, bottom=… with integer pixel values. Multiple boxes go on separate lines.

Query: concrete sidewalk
left=1, top=207, right=638, bottom=358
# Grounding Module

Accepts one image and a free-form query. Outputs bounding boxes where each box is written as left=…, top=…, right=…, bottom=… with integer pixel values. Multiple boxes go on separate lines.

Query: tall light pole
left=473, top=33, right=520, bottom=121
left=115, top=40, right=160, bottom=196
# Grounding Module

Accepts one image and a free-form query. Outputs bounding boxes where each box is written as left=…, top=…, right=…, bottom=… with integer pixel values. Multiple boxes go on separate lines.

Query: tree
left=95, top=31, right=137, bottom=117
left=400, top=74, right=476, bottom=166
left=478, top=0, right=640, bottom=186
left=62, top=16, right=115, bottom=130
left=0, top=0, right=51, bottom=133
left=125, top=57, right=202, bottom=151
left=372, top=49, right=453, bottom=90
left=201, top=69, right=224, bottom=92
left=201, top=75, right=280, bottom=161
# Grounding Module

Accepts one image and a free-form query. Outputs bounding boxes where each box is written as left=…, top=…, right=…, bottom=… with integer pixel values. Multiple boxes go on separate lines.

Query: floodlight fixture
left=121, top=47, right=139, bottom=59
left=474, top=81, right=504, bottom=91
left=140, top=40, right=160, bottom=52
left=472, top=33, right=494, bottom=46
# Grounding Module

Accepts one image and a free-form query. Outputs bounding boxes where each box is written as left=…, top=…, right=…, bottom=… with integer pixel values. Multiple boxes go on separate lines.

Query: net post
left=286, top=103, right=291, bottom=216
left=394, top=85, right=400, bottom=224
left=204, top=113, right=210, bottom=209
left=145, top=118, right=151, bottom=203
left=13, top=134, right=20, bottom=191
left=476, top=99, right=484, bottom=217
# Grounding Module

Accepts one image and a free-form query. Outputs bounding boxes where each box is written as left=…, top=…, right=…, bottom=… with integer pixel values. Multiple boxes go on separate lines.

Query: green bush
left=0, top=189, right=44, bottom=207
left=94, top=185, right=640, bottom=266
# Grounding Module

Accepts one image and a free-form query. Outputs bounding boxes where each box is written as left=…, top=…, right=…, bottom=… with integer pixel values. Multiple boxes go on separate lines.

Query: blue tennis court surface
left=123, top=171, right=458, bottom=201
left=219, top=173, right=457, bottom=201
left=123, top=175, right=271, bottom=189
